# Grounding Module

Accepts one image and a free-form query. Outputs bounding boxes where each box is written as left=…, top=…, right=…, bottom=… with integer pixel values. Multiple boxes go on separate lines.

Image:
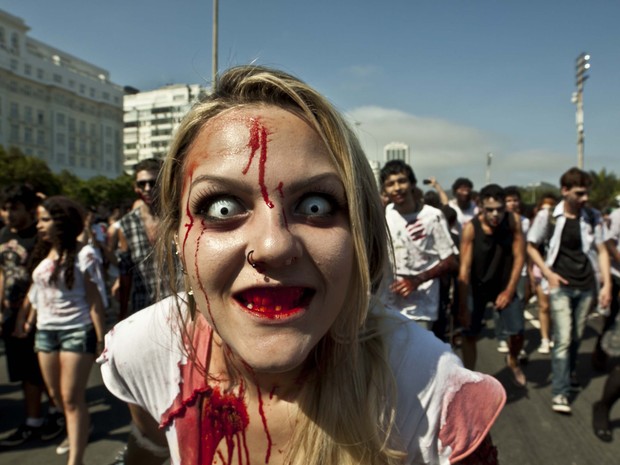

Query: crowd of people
left=0, top=65, right=618, bottom=464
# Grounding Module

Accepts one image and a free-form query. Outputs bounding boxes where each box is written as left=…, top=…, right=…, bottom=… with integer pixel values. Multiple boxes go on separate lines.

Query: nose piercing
left=247, top=250, right=257, bottom=268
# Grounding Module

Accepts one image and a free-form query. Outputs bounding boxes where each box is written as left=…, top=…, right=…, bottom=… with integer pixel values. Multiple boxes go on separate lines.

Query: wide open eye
left=204, top=197, right=246, bottom=220
left=296, top=194, right=335, bottom=217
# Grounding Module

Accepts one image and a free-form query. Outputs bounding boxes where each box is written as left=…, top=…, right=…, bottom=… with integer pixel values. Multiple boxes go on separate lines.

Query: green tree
left=588, top=168, right=620, bottom=210
left=0, top=145, right=62, bottom=195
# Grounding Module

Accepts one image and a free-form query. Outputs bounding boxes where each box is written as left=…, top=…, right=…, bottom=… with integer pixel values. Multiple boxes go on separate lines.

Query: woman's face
left=36, top=206, right=54, bottom=243
left=178, top=106, right=354, bottom=375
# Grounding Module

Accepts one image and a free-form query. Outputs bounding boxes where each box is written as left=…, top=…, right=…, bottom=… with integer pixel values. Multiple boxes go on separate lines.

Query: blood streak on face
left=183, top=173, right=195, bottom=253
left=242, top=118, right=274, bottom=208
left=276, top=181, right=289, bottom=230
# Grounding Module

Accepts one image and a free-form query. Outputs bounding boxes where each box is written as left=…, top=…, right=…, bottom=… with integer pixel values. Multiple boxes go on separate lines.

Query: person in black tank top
left=458, top=184, right=526, bottom=387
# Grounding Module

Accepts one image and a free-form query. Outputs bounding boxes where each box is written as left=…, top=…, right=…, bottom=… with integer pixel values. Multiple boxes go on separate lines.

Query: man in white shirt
left=380, top=160, right=458, bottom=331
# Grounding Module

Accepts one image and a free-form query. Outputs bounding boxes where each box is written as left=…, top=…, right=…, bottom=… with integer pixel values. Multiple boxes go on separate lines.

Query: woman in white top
left=27, top=196, right=107, bottom=465
left=100, top=66, right=505, bottom=465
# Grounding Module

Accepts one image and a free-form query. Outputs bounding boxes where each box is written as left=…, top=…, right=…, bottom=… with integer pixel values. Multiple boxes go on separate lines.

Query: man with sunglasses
left=116, top=158, right=164, bottom=321
left=527, top=167, right=611, bottom=414
left=458, top=184, right=526, bottom=387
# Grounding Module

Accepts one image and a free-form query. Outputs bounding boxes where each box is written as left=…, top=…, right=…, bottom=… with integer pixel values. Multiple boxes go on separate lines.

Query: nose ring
left=247, top=250, right=257, bottom=268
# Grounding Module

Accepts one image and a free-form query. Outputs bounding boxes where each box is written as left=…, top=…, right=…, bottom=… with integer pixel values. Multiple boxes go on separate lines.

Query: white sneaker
left=497, top=340, right=509, bottom=353
left=56, top=436, right=70, bottom=455
left=552, top=394, right=571, bottom=414
left=538, top=339, right=551, bottom=354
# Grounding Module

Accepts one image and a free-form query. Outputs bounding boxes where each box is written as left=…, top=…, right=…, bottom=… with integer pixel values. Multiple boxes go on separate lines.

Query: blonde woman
left=100, top=66, right=505, bottom=465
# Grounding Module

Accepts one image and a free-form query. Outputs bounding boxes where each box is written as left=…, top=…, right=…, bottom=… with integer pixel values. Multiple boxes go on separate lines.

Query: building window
left=37, top=68, right=44, bottom=79
left=24, top=127, right=33, bottom=144
left=102, top=92, right=109, bottom=101
left=25, top=106, right=33, bottom=123
left=37, top=130, right=45, bottom=146
left=53, top=74, right=62, bottom=84
left=69, top=156, right=76, bottom=167
left=79, top=121, right=86, bottom=135
left=10, top=33, right=19, bottom=55
left=79, top=84, right=85, bottom=94
left=69, top=79, right=75, bottom=88
left=90, top=88, right=95, bottom=98
left=57, top=113, right=66, bottom=126
left=10, top=124, right=19, bottom=142
left=24, top=64, right=32, bottom=75
left=80, top=157, right=86, bottom=168
left=56, top=133, right=66, bottom=146
left=57, top=153, right=66, bottom=164
left=10, top=102, right=18, bottom=118
left=37, top=111, right=44, bottom=125
left=68, top=118, right=75, bottom=132
left=10, top=59, right=18, bottom=71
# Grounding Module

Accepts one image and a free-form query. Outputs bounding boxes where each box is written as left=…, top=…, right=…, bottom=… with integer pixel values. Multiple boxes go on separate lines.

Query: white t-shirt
left=384, top=204, right=458, bottom=321
left=99, top=295, right=505, bottom=465
left=448, top=199, right=478, bottom=237
left=29, top=244, right=108, bottom=330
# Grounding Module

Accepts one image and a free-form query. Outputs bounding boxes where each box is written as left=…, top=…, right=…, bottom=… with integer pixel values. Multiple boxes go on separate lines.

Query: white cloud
left=347, top=106, right=568, bottom=189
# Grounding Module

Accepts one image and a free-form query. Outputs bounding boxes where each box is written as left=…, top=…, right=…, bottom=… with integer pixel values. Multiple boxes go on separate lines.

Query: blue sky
left=5, top=0, right=619, bottom=189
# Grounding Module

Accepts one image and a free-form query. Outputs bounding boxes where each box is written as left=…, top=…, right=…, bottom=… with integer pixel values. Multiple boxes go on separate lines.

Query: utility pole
left=212, top=0, right=219, bottom=89
left=485, top=152, right=493, bottom=185
left=572, top=52, right=590, bottom=169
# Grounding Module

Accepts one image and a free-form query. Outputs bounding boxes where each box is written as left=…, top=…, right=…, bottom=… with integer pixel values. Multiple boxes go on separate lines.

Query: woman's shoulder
left=384, top=315, right=505, bottom=463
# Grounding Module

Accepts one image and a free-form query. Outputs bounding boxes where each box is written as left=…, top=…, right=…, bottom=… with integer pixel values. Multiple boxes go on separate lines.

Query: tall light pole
left=485, top=152, right=493, bottom=185
left=572, top=52, right=590, bottom=169
left=212, top=0, right=219, bottom=89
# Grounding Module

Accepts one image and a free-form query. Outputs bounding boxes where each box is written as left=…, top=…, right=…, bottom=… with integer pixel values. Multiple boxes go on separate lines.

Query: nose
left=249, top=208, right=301, bottom=269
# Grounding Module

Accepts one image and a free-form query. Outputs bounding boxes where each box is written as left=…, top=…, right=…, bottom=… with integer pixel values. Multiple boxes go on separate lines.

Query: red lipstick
left=235, top=286, right=313, bottom=320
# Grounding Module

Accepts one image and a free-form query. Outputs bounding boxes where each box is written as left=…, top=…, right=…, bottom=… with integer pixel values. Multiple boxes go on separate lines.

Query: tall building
left=123, top=84, right=207, bottom=172
left=384, top=142, right=410, bottom=165
left=0, top=9, right=125, bottom=179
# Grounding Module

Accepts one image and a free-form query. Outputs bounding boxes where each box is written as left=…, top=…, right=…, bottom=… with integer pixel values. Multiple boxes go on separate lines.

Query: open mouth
left=235, top=286, right=314, bottom=319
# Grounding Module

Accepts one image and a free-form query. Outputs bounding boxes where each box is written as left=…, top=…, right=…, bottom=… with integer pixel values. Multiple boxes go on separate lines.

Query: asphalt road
left=0, top=301, right=619, bottom=465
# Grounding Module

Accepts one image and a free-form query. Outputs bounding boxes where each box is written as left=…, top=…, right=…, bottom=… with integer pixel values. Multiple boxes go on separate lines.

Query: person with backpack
left=527, top=167, right=612, bottom=414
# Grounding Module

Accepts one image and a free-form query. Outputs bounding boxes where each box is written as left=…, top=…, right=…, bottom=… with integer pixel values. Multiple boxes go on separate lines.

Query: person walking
left=458, top=184, right=526, bottom=387
left=527, top=167, right=612, bottom=414
left=27, top=196, right=107, bottom=464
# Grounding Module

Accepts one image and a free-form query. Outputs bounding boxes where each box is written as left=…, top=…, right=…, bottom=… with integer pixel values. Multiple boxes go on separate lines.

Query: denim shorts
left=35, top=325, right=97, bottom=354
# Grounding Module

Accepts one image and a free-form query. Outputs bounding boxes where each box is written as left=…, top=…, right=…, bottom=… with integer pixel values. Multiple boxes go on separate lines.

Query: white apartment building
left=384, top=142, right=410, bottom=165
left=123, top=84, right=207, bottom=171
left=0, top=9, right=124, bottom=179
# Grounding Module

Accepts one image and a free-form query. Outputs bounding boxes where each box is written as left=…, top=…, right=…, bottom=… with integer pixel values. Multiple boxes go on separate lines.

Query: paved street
left=0, top=302, right=619, bottom=465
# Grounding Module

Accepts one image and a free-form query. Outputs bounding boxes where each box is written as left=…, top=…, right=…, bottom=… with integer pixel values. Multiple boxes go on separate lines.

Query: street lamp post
left=485, top=152, right=493, bottom=185
left=572, top=52, right=590, bottom=169
left=212, top=0, right=219, bottom=89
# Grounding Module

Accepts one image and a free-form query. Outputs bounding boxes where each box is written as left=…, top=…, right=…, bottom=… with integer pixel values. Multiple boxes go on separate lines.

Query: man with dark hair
left=380, top=160, right=458, bottom=331
left=117, top=158, right=164, bottom=320
left=449, top=177, right=478, bottom=235
left=458, top=184, right=526, bottom=386
left=498, top=186, right=531, bottom=359
left=527, top=167, right=611, bottom=414
left=0, top=185, right=64, bottom=446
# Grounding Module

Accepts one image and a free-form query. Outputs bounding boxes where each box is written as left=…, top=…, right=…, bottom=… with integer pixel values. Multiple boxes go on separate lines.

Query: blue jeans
left=549, top=287, right=594, bottom=396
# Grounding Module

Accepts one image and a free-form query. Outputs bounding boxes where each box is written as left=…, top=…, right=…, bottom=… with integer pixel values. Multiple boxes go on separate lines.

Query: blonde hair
left=157, top=65, right=405, bottom=464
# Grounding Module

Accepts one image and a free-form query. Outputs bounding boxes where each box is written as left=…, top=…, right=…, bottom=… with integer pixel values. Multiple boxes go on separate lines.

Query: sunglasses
left=136, top=179, right=156, bottom=190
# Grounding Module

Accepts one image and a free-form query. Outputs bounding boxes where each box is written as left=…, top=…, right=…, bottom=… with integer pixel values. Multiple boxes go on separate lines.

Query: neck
left=563, top=201, right=579, bottom=218
left=394, top=196, right=420, bottom=215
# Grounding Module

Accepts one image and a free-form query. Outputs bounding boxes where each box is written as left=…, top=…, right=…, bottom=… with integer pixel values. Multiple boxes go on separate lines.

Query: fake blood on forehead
left=242, top=119, right=274, bottom=209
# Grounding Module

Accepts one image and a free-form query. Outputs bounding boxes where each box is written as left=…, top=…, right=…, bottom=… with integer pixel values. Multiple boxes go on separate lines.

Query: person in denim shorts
left=26, top=196, right=107, bottom=464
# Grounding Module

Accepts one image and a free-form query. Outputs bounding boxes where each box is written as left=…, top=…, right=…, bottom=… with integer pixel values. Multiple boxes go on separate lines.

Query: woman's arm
left=85, top=270, right=106, bottom=355
left=125, top=404, right=169, bottom=465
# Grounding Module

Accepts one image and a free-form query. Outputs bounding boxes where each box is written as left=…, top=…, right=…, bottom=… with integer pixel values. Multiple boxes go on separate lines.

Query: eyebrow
left=190, top=172, right=344, bottom=194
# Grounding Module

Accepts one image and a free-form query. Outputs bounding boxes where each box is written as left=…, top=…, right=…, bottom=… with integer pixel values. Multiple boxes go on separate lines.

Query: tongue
left=242, top=287, right=305, bottom=311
